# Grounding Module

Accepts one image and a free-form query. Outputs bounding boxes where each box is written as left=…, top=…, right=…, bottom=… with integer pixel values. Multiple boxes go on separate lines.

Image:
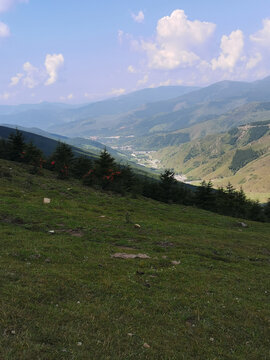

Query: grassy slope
left=0, top=159, right=269, bottom=360
left=155, top=126, right=270, bottom=202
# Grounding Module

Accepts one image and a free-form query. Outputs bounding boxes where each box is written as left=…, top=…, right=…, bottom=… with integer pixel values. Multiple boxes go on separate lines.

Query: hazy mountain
left=0, top=86, right=198, bottom=131
left=48, top=76, right=270, bottom=139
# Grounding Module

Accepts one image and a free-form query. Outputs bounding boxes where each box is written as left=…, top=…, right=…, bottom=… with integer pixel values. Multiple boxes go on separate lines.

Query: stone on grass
left=171, top=260, right=181, bottom=265
left=134, top=224, right=141, bottom=229
left=112, top=252, right=150, bottom=259
left=237, top=222, right=248, bottom=228
left=43, top=198, right=51, bottom=204
left=143, top=343, right=150, bottom=349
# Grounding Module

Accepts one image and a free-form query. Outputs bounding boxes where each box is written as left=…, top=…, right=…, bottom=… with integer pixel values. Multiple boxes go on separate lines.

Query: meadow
left=0, top=159, right=269, bottom=359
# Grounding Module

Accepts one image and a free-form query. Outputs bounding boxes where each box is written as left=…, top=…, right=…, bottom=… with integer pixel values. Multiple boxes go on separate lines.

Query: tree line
left=1, top=129, right=270, bottom=222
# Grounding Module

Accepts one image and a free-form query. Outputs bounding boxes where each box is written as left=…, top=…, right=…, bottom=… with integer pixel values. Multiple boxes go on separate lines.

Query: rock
left=134, top=224, right=141, bottom=229
left=171, top=260, right=181, bottom=265
left=43, top=198, right=51, bottom=204
left=237, top=222, right=248, bottom=228
left=143, top=343, right=150, bottom=349
left=112, top=252, right=150, bottom=259
left=48, top=230, right=55, bottom=234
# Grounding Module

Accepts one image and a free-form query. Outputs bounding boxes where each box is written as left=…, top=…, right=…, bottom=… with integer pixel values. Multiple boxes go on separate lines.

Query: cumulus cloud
left=9, top=61, right=40, bottom=88
left=250, top=18, right=270, bottom=48
left=44, top=53, right=64, bottom=85
left=9, top=72, right=23, bottom=86
left=132, top=10, right=144, bottom=23
left=246, top=53, right=262, bottom=70
left=22, top=61, right=41, bottom=88
left=211, top=30, right=244, bottom=71
left=0, top=0, right=28, bottom=13
left=137, top=74, right=149, bottom=86
left=141, top=9, right=216, bottom=70
left=110, top=88, right=126, bottom=96
left=127, top=65, right=136, bottom=73
left=0, top=21, right=10, bottom=37
left=60, top=93, right=73, bottom=101
left=9, top=53, right=64, bottom=89
left=0, top=91, right=11, bottom=100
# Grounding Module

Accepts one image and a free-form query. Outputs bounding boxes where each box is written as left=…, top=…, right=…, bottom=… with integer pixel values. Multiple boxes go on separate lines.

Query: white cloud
left=250, top=18, right=270, bottom=47
left=0, top=21, right=10, bottom=37
left=60, top=93, right=73, bottom=101
left=110, top=88, right=126, bottom=96
left=246, top=52, right=262, bottom=70
left=0, top=0, right=28, bottom=13
left=127, top=65, right=136, bottom=73
left=44, top=53, right=64, bottom=85
left=211, top=30, right=244, bottom=71
left=137, top=74, right=149, bottom=86
left=132, top=10, right=144, bottom=23
left=9, top=53, right=64, bottom=90
left=118, top=29, right=124, bottom=43
left=22, top=61, right=40, bottom=88
left=159, top=79, right=172, bottom=86
left=9, top=72, right=23, bottom=86
left=141, top=9, right=216, bottom=70
left=0, top=91, right=11, bottom=100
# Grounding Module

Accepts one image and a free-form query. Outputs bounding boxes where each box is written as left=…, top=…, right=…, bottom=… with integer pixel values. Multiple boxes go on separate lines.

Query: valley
left=1, top=77, right=270, bottom=202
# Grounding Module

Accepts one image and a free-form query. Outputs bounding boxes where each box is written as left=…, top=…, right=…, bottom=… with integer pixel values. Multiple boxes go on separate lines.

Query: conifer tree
left=50, top=142, right=74, bottom=179
left=94, top=148, right=116, bottom=188
left=264, top=199, right=270, bottom=222
left=8, top=129, right=25, bottom=162
left=159, top=169, right=177, bottom=203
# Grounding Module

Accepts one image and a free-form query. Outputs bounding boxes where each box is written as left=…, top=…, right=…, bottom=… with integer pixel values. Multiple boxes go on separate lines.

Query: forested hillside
left=154, top=121, right=270, bottom=202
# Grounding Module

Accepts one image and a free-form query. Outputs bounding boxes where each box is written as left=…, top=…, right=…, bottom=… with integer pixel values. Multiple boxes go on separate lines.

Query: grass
left=0, top=159, right=270, bottom=359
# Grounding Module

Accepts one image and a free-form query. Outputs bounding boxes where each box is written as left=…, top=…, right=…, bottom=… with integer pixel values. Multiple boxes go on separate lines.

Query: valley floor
left=0, top=159, right=269, bottom=359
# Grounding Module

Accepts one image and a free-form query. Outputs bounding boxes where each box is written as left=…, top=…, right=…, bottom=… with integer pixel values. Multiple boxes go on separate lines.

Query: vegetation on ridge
left=1, top=129, right=270, bottom=222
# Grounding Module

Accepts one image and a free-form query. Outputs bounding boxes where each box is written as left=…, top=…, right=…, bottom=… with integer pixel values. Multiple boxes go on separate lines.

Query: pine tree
left=94, top=148, right=116, bottom=188
left=195, top=180, right=215, bottom=210
left=71, top=156, right=93, bottom=179
left=24, top=142, right=43, bottom=165
left=264, top=199, right=270, bottom=222
left=159, top=169, right=177, bottom=203
left=50, top=142, right=74, bottom=179
left=8, top=129, right=25, bottom=162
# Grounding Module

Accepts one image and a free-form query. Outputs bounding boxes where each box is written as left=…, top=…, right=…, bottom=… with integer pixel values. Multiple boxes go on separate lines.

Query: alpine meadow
left=0, top=1, right=270, bottom=359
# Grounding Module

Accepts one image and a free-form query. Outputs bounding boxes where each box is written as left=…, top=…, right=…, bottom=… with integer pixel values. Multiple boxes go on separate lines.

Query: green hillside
left=155, top=122, right=270, bottom=202
left=0, top=126, right=98, bottom=159
left=0, top=158, right=269, bottom=359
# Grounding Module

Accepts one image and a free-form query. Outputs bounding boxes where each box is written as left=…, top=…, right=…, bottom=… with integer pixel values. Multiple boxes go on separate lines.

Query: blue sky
left=0, top=0, right=270, bottom=104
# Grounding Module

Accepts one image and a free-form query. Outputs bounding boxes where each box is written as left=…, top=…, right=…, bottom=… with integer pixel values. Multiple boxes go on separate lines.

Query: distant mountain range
left=50, top=75, right=270, bottom=138
left=0, top=85, right=198, bottom=131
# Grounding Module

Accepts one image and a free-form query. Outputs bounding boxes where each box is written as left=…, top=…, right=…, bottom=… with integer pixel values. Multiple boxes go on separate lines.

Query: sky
left=0, top=0, right=270, bottom=105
